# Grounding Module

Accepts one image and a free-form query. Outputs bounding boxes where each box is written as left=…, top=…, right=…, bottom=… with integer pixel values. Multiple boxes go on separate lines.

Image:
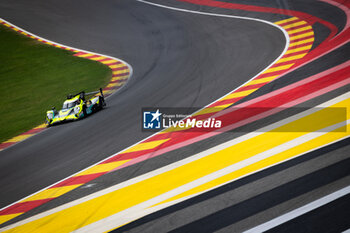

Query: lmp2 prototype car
left=45, top=88, right=106, bottom=126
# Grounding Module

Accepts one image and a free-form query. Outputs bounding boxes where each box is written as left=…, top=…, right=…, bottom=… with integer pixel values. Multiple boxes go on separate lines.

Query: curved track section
left=0, top=0, right=285, bottom=226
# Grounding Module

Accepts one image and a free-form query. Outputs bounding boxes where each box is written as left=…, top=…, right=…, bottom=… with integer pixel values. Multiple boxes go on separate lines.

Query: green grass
left=0, top=25, right=112, bottom=143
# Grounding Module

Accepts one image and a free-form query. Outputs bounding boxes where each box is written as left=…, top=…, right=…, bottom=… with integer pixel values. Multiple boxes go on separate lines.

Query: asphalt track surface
left=0, top=0, right=285, bottom=210
left=0, top=0, right=349, bottom=232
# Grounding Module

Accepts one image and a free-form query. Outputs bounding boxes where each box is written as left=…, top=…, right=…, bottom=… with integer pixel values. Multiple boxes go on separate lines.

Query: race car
left=45, top=88, right=106, bottom=126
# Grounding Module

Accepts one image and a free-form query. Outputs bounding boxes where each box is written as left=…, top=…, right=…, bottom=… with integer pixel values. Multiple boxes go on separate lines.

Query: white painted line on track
left=0, top=0, right=289, bottom=218
left=3, top=92, right=348, bottom=232
left=243, top=185, right=350, bottom=233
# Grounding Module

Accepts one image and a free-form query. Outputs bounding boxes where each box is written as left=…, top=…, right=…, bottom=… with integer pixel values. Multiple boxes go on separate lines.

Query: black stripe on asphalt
left=110, top=138, right=350, bottom=233
left=267, top=194, right=350, bottom=233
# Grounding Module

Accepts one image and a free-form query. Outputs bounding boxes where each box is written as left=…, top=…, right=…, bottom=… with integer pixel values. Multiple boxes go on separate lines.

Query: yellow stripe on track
left=23, top=185, right=81, bottom=202
left=105, top=82, right=123, bottom=88
left=275, top=17, right=298, bottom=25
left=109, top=63, right=125, bottom=68
left=289, top=38, right=314, bottom=47
left=281, top=21, right=307, bottom=29
left=121, top=139, right=170, bottom=154
left=77, top=160, right=130, bottom=176
left=192, top=105, right=231, bottom=117
left=262, top=64, right=294, bottom=73
left=77, top=53, right=94, bottom=57
left=5, top=134, right=33, bottom=143
left=111, top=76, right=129, bottom=81
left=285, top=45, right=312, bottom=54
left=5, top=96, right=348, bottom=233
left=0, top=214, right=22, bottom=225
left=34, top=124, right=46, bottom=129
left=287, top=26, right=312, bottom=35
left=89, top=56, right=106, bottom=61
left=101, top=60, right=118, bottom=65
left=243, top=76, right=279, bottom=86
left=113, top=69, right=128, bottom=75
left=276, top=53, right=307, bottom=63
left=220, top=89, right=258, bottom=100
left=289, top=31, right=314, bottom=40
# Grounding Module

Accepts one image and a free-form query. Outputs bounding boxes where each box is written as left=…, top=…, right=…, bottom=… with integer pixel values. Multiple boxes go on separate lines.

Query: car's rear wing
left=85, top=88, right=104, bottom=98
left=68, top=88, right=104, bottom=100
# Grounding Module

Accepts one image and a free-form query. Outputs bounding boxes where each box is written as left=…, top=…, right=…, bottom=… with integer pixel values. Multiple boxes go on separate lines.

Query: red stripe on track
left=278, top=19, right=302, bottom=27
left=0, top=142, right=15, bottom=150
left=83, top=54, right=101, bottom=59
left=0, top=199, right=54, bottom=215
left=112, top=66, right=128, bottom=72
left=107, top=61, right=122, bottom=66
left=74, top=52, right=86, bottom=56
left=289, top=35, right=314, bottom=44
left=285, top=24, right=311, bottom=32
left=22, top=127, right=46, bottom=135
left=268, top=63, right=293, bottom=70
left=209, top=97, right=243, bottom=107
left=235, top=83, right=266, bottom=92
left=52, top=173, right=107, bottom=188
left=255, top=70, right=285, bottom=79
left=289, top=41, right=313, bottom=49
left=112, top=72, right=130, bottom=76
left=272, top=60, right=297, bottom=67
left=110, top=79, right=124, bottom=84
left=288, top=41, right=313, bottom=50
left=283, top=50, right=311, bottom=58
left=102, top=149, right=159, bottom=163
left=97, top=58, right=112, bottom=62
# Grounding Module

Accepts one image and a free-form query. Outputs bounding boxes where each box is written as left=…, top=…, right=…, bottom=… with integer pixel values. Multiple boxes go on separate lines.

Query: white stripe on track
left=243, top=185, right=350, bottom=233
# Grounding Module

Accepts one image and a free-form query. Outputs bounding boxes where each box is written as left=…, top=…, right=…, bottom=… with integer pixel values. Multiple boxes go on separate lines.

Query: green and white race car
left=45, top=88, right=106, bottom=126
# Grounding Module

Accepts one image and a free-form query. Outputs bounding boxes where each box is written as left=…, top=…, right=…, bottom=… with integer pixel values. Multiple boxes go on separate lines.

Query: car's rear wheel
left=99, top=96, right=106, bottom=109
left=82, top=105, right=87, bottom=117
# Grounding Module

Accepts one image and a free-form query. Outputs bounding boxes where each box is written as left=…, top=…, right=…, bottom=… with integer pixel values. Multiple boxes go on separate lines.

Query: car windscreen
left=62, top=101, right=77, bottom=109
